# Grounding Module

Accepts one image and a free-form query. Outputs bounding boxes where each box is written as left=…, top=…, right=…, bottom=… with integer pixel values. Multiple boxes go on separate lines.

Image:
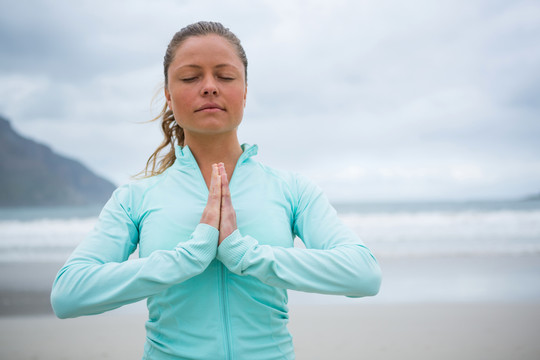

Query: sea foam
left=341, top=210, right=540, bottom=257
left=1, top=207, right=539, bottom=262
left=0, top=217, right=96, bottom=262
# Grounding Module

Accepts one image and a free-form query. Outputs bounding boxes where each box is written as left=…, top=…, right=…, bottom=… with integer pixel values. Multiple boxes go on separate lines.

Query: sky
left=1, top=0, right=539, bottom=202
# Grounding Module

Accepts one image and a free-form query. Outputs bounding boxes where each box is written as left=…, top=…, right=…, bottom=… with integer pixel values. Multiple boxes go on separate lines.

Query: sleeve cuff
left=176, top=223, right=219, bottom=264
left=192, top=223, right=219, bottom=241
left=216, top=230, right=258, bottom=274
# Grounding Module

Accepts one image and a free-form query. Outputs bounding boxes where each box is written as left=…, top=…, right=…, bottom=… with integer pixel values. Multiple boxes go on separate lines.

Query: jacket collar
left=174, top=143, right=258, bottom=168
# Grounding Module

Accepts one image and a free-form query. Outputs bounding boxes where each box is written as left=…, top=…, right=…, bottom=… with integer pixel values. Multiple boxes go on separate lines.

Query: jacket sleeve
left=50, top=184, right=218, bottom=319
left=216, top=174, right=381, bottom=297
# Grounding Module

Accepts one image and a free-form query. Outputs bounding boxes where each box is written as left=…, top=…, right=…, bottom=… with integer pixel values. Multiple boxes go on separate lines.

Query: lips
left=195, top=103, right=225, bottom=112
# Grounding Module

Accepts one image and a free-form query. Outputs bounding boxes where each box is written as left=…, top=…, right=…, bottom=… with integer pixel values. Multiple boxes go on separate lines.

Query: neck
left=183, top=131, right=243, bottom=186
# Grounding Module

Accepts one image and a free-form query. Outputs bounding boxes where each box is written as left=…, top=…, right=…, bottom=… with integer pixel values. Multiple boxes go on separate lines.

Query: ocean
left=1, top=200, right=539, bottom=306
left=335, top=200, right=540, bottom=258
left=1, top=200, right=539, bottom=262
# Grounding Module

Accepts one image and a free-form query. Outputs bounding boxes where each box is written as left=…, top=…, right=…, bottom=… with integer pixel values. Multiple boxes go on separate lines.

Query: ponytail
left=137, top=102, right=184, bottom=177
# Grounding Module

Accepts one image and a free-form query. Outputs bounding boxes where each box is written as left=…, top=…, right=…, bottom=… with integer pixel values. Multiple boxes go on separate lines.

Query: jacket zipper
left=219, top=263, right=233, bottom=359
left=221, top=159, right=242, bottom=359
left=186, top=147, right=245, bottom=359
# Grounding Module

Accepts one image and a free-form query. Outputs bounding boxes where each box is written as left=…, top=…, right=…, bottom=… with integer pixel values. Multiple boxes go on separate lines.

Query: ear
left=243, top=84, right=248, bottom=108
left=164, top=86, right=172, bottom=108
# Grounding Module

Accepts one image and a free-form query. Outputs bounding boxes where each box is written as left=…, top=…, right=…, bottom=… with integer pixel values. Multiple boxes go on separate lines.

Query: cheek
left=170, top=90, right=193, bottom=110
left=169, top=93, right=194, bottom=126
left=230, top=88, right=247, bottom=109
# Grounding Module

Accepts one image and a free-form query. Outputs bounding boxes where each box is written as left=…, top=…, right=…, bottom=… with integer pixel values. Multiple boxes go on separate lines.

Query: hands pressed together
left=199, top=163, right=238, bottom=245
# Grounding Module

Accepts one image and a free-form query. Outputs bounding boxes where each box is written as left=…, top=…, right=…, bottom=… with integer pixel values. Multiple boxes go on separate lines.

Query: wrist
left=217, top=231, right=258, bottom=274
left=199, top=213, right=220, bottom=230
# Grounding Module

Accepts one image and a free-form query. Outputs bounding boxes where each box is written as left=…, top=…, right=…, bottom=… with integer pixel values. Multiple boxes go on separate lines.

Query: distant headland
left=0, top=116, right=116, bottom=207
left=524, top=193, right=540, bottom=201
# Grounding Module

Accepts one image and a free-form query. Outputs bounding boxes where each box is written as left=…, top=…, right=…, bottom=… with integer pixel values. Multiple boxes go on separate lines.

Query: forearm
left=51, top=223, right=218, bottom=318
left=217, top=230, right=381, bottom=297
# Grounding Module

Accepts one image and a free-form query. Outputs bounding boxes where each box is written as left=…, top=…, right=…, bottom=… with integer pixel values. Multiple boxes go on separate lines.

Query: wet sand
left=1, top=303, right=539, bottom=359
left=1, top=257, right=540, bottom=359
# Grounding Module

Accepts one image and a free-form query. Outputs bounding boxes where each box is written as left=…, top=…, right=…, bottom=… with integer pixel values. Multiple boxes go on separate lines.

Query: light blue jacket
left=51, top=144, right=381, bottom=359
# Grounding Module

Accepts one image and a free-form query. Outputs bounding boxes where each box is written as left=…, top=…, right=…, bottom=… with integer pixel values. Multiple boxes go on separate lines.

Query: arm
left=216, top=170, right=381, bottom=297
left=51, top=166, right=222, bottom=318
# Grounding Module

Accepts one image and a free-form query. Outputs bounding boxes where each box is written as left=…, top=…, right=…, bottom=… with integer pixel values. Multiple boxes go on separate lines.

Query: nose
left=201, top=77, right=219, bottom=96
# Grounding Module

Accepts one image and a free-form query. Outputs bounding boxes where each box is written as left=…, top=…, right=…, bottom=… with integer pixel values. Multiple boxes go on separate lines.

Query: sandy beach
left=1, top=303, right=539, bottom=359
left=1, top=256, right=539, bottom=359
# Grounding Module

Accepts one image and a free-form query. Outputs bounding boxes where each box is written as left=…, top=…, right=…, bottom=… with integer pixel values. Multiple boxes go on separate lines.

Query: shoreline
left=2, top=254, right=540, bottom=316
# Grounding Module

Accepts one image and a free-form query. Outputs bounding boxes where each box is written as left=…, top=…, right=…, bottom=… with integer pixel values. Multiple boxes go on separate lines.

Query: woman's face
left=165, top=35, right=247, bottom=139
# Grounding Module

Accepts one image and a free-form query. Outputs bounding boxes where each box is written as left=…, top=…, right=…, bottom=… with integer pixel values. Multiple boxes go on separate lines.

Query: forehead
left=172, top=34, right=243, bottom=69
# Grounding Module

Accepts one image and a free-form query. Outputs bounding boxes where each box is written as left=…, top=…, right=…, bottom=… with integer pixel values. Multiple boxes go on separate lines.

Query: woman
left=51, top=21, right=381, bottom=359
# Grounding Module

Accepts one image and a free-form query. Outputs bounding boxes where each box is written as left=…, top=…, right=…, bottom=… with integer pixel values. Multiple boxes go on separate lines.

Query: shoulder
left=248, top=159, right=322, bottom=202
left=247, top=159, right=296, bottom=189
left=115, top=171, right=167, bottom=198
left=107, top=171, right=170, bottom=218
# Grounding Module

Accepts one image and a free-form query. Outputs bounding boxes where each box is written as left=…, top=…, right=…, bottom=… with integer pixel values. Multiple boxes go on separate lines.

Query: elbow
left=50, top=287, right=71, bottom=319
left=363, top=264, right=382, bottom=296
left=353, top=245, right=383, bottom=297
left=350, top=260, right=382, bottom=298
left=50, top=269, right=82, bottom=319
left=50, top=282, right=78, bottom=319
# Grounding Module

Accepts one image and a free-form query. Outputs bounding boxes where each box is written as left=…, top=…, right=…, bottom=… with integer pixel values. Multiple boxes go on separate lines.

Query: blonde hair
left=140, top=21, right=248, bottom=177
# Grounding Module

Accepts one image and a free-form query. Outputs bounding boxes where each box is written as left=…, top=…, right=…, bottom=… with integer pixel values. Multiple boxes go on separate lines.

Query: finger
left=217, top=162, right=224, bottom=176
left=217, top=162, right=226, bottom=181
left=220, top=170, right=235, bottom=221
left=200, top=164, right=221, bottom=229
left=208, top=163, right=217, bottom=190
left=218, top=164, right=236, bottom=244
left=219, top=164, right=231, bottom=202
left=209, top=164, right=221, bottom=198
left=207, top=164, right=221, bottom=213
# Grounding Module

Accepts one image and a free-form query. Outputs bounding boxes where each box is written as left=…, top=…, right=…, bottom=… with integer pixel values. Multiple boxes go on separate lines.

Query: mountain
left=524, top=192, right=540, bottom=201
left=0, top=116, right=116, bottom=206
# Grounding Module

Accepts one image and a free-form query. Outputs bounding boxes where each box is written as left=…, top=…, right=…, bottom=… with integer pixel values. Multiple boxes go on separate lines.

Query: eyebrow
left=176, top=64, right=238, bottom=70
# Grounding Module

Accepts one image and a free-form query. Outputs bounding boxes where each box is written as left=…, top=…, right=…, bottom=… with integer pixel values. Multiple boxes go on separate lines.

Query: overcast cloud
left=1, top=0, right=539, bottom=201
